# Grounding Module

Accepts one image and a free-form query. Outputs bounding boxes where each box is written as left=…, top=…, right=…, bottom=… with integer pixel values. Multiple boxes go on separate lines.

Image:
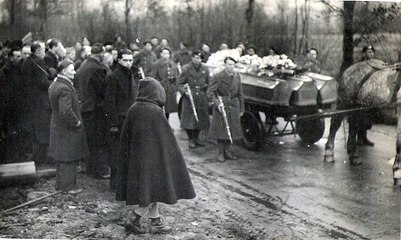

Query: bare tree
left=245, top=0, right=254, bottom=44
left=125, top=0, right=134, bottom=43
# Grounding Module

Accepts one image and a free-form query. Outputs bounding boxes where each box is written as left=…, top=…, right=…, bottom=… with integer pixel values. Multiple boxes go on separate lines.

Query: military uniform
left=207, top=68, right=244, bottom=161
left=150, top=58, right=179, bottom=118
left=177, top=62, right=210, bottom=147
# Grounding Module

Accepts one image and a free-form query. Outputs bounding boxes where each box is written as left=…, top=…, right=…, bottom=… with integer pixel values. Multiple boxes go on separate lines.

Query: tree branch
left=320, top=0, right=344, bottom=15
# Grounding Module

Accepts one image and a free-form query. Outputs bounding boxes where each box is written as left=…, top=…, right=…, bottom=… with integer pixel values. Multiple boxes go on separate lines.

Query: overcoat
left=150, top=58, right=179, bottom=113
left=73, top=56, right=106, bottom=113
left=104, top=64, right=137, bottom=128
left=44, top=51, right=59, bottom=73
left=207, top=69, right=245, bottom=140
left=177, top=62, right=210, bottom=130
left=2, top=61, right=25, bottom=132
left=116, top=77, right=196, bottom=206
left=48, top=75, right=89, bottom=162
left=21, top=55, right=53, bottom=144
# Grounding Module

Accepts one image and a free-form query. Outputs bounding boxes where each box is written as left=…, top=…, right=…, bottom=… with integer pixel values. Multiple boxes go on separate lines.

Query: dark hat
left=192, top=50, right=204, bottom=59
left=362, top=45, right=375, bottom=53
left=143, top=40, right=152, bottom=46
left=224, top=56, right=237, bottom=64
left=160, top=47, right=172, bottom=54
left=58, top=59, right=74, bottom=72
left=91, top=43, right=104, bottom=54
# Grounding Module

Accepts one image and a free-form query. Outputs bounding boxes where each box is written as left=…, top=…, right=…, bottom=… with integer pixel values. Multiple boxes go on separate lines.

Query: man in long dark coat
left=177, top=51, right=210, bottom=148
left=44, top=39, right=65, bottom=75
left=150, top=47, right=179, bottom=120
left=74, top=43, right=108, bottom=179
left=207, top=57, right=244, bottom=162
left=1, top=47, right=30, bottom=162
left=21, top=42, right=53, bottom=164
left=48, top=60, right=89, bottom=191
left=116, top=77, right=196, bottom=235
left=104, top=49, right=137, bottom=190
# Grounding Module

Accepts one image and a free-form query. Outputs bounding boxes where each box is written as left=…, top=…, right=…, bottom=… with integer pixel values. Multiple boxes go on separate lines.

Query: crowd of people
left=0, top=32, right=376, bottom=234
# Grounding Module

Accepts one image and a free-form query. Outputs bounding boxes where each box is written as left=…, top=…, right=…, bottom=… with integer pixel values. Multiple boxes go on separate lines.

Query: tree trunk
left=125, top=0, right=132, bottom=44
left=293, top=0, right=298, bottom=55
left=339, top=1, right=356, bottom=76
left=245, top=0, right=254, bottom=44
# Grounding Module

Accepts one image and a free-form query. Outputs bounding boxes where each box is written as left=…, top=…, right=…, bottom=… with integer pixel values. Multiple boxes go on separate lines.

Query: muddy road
left=0, top=115, right=399, bottom=239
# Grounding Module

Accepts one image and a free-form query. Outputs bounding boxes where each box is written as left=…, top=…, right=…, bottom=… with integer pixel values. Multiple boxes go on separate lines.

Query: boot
left=223, top=143, right=237, bottom=160
left=127, top=213, right=146, bottom=234
left=188, top=139, right=196, bottom=149
left=194, top=138, right=206, bottom=146
left=216, top=142, right=225, bottom=162
left=149, top=217, right=172, bottom=234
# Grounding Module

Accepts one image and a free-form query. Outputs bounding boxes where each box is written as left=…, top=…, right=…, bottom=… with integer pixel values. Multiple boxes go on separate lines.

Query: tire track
left=189, top=166, right=370, bottom=240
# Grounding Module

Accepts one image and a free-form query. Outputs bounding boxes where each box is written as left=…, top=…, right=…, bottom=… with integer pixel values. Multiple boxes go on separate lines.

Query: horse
left=323, top=59, right=401, bottom=183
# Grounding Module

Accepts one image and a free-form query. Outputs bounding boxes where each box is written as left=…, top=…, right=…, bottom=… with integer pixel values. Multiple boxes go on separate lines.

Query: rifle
left=217, top=96, right=233, bottom=144
left=177, top=62, right=182, bottom=75
left=138, top=67, right=145, bottom=79
left=184, top=83, right=199, bottom=122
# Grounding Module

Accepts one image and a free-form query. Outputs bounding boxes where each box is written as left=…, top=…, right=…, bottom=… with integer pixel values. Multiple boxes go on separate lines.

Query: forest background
left=0, top=0, right=401, bottom=76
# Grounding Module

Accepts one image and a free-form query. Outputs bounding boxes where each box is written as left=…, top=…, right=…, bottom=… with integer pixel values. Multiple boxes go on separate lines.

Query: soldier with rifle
left=177, top=51, right=210, bottom=149
left=207, top=56, right=244, bottom=162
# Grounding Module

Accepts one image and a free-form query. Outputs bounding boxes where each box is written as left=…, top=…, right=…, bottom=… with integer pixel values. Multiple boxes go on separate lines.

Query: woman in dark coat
left=207, top=57, right=245, bottom=162
left=150, top=47, right=179, bottom=120
left=48, top=60, right=89, bottom=191
left=116, top=77, right=196, bottom=234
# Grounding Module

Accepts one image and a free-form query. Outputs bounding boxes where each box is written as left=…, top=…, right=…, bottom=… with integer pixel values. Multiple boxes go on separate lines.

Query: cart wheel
left=241, top=111, right=265, bottom=151
left=296, top=117, right=325, bottom=144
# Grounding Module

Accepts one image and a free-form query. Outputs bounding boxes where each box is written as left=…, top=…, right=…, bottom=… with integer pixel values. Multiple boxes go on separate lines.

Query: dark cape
left=116, top=77, right=196, bottom=206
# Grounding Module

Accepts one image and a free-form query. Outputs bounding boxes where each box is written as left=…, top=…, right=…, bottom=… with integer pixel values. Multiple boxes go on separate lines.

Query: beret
left=192, top=50, right=204, bottom=59
left=224, top=56, right=237, bottom=64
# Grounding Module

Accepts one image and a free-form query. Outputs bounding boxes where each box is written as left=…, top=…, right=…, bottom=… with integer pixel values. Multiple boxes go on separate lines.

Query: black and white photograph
left=0, top=0, right=400, bottom=239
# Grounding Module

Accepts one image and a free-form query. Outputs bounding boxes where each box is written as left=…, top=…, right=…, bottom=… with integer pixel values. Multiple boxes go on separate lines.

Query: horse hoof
left=324, top=149, right=335, bottom=163
left=350, top=156, right=362, bottom=165
left=324, top=155, right=335, bottom=163
left=393, top=169, right=401, bottom=179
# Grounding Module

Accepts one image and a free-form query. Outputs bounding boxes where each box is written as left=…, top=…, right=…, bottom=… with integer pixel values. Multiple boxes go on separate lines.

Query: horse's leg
left=347, top=114, right=362, bottom=165
left=393, top=91, right=401, bottom=184
left=324, top=114, right=344, bottom=163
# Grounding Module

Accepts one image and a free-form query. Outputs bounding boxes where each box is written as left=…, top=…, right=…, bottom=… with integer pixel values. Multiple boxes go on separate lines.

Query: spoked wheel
left=296, top=117, right=325, bottom=144
left=240, top=111, right=266, bottom=151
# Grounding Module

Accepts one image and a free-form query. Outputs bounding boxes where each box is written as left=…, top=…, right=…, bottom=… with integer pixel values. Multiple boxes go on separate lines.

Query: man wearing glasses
left=104, top=49, right=138, bottom=190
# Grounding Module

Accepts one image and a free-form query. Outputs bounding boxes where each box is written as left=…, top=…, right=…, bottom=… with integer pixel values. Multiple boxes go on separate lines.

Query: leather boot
left=223, top=143, right=237, bottom=160
left=149, top=217, right=172, bottom=234
left=188, top=139, right=196, bottom=149
left=216, top=142, right=225, bottom=162
left=127, top=213, right=146, bottom=234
